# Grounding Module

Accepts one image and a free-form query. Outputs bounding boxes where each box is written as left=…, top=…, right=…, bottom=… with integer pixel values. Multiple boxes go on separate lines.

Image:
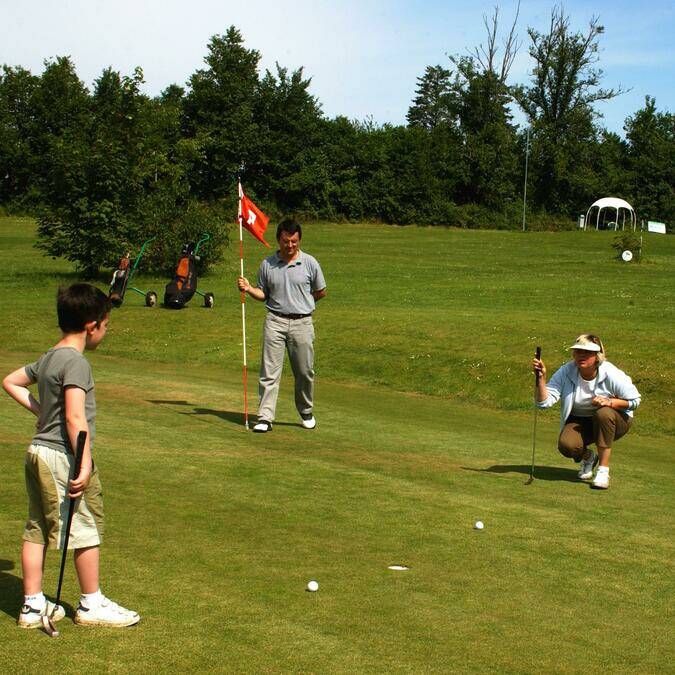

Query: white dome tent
left=585, top=197, right=636, bottom=231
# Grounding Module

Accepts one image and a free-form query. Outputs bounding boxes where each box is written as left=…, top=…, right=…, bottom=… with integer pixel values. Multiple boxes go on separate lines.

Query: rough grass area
left=0, top=218, right=673, bottom=672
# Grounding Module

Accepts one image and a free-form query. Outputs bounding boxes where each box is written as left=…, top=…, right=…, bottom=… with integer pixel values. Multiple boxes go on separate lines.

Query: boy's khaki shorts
left=23, top=444, right=104, bottom=550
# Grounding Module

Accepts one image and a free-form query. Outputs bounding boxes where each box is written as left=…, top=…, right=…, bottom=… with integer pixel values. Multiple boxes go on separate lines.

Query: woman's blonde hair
left=574, top=333, right=606, bottom=362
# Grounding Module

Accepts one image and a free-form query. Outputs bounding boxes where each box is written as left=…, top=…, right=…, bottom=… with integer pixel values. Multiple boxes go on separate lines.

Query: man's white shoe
left=578, top=450, right=599, bottom=480
left=74, top=596, right=140, bottom=627
left=592, top=469, right=610, bottom=489
left=17, top=601, right=65, bottom=629
left=253, top=420, right=272, bottom=433
left=301, top=415, right=316, bottom=429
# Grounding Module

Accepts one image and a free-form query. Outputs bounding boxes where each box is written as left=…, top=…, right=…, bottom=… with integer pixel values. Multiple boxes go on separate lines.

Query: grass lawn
left=0, top=217, right=673, bottom=672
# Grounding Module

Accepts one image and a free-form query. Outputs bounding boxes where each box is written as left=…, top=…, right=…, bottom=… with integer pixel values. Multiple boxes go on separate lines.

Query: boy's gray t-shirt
left=24, top=347, right=96, bottom=452
left=257, top=251, right=326, bottom=315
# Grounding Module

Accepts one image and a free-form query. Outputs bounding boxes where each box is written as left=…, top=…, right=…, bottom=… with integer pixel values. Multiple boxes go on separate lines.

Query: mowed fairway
left=0, top=218, right=673, bottom=673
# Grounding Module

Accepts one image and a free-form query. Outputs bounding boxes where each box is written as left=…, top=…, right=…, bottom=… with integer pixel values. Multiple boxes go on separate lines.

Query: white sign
left=647, top=221, right=666, bottom=234
left=621, top=250, right=633, bottom=262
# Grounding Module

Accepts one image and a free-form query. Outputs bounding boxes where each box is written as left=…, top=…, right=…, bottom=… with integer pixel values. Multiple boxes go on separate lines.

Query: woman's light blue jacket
left=537, top=360, right=641, bottom=431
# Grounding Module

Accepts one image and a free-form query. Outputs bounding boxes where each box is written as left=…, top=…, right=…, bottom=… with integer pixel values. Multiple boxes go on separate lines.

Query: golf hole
left=387, top=565, right=410, bottom=571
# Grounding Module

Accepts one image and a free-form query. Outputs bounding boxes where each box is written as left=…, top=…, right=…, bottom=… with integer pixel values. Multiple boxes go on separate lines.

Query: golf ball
left=307, top=580, right=319, bottom=592
left=474, top=520, right=484, bottom=530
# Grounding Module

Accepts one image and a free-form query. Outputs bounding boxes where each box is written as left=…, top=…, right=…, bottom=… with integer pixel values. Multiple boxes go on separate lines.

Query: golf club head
left=524, top=475, right=534, bottom=485
left=41, top=613, right=59, bottom=637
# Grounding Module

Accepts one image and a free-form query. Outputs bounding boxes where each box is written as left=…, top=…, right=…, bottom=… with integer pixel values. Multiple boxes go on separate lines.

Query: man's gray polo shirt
left=257, top=251, right=326, bottom=315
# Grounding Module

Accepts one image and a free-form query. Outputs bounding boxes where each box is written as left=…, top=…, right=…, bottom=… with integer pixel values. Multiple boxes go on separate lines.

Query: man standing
left=237, top=219, right=326, bottom=433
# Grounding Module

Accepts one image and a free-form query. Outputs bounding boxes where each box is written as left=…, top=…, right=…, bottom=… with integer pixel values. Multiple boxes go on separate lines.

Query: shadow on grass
left=147, top=400, right=302, bottom=428
left=187, top=409, right=302, bottom=428
left=464, top=465, right=579, bottom=482
left=0, top=558, right=78, bottom=621
left=147, top=399, right=192, bottom=405
left=0, top=559, right=22, bottom=619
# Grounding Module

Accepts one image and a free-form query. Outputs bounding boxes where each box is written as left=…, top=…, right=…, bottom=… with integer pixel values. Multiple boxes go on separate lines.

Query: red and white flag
left=239, top=186, right=270, bottom=248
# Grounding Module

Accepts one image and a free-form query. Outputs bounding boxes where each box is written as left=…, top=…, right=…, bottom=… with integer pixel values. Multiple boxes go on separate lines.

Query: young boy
left=2, top=283, right=139, bottom=629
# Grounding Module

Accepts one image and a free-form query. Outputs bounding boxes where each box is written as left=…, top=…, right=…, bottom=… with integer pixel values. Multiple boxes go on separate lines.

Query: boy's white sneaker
left=578, top=450, right=599, bottom=480
left=17, top=601, right=65, bottom=629
left=592, top=469, right=610, bottom=490
left=74, top=596, right=140, bottom=627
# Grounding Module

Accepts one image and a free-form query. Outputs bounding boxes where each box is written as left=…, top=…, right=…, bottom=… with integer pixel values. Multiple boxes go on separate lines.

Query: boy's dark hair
left=57, top=284, right=112, bottom=333
left=276, top=218, right=302, bottom=241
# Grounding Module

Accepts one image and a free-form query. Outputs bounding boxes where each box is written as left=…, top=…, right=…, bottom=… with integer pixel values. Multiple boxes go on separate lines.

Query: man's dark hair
left=57, top=283, right=112, bottom=333
left=276, top=218, right=302, bottom=241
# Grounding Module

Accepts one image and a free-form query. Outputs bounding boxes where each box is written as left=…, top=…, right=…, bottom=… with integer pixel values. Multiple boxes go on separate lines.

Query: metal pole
left=522, top=127, right=530, bottom=232
left=238, top=180, right=249, bottom=430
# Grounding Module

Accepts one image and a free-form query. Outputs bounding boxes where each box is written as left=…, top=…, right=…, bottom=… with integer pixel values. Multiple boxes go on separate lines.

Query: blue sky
left=2, top=0, right=673, bottom=135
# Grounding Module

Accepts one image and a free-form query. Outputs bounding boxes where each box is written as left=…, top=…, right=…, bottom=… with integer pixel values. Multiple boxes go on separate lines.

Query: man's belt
left=269, top=310, right=312, bottom=320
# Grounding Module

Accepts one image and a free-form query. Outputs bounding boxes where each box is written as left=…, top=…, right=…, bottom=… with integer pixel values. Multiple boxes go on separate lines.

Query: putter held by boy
left=2, top=283, right=140, bottom=629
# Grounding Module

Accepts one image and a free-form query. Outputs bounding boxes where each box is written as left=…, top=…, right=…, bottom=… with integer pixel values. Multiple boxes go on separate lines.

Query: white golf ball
left=474, top=520, right=484, bottom=530
left=306, top=580, right=319, bottom=592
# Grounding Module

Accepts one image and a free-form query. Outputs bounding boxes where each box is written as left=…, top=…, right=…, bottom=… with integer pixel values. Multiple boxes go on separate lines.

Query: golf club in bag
left=163, top=234, right=214, bottom=309
left=42, top=430, right=87, bottom=637
left=526, top=346, right=542, bottom=485
left=108, top=236, right=158, bottom=308
left=108, top=253, right=131, bottom=307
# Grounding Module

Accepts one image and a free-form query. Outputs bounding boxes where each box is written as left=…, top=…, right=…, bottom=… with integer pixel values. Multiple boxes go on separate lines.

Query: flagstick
left=238, top=182, right=249, bottom=430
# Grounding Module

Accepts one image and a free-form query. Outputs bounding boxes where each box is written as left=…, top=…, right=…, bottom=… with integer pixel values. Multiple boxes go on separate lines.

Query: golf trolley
left=108, top=236, right=158, bottom=308
left=163, top=233, right=215, bottom=309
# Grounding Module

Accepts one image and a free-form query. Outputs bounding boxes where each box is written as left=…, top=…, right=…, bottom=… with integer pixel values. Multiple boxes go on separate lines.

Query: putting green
left=0, top=218, right=672, bottom=671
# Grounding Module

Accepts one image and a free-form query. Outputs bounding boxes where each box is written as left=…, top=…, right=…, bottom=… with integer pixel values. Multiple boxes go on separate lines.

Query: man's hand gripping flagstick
left=237, top=181, right=270, bottom=429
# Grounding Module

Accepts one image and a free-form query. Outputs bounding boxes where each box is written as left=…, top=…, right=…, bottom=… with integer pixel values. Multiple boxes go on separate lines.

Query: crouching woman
left=532, top=334, right=641, bottom=489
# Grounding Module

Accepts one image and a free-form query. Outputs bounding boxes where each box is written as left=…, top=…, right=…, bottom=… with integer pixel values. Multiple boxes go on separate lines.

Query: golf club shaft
left=529, top=346, right=542, bottom=481
left=54, top=430, right=87, bottom=606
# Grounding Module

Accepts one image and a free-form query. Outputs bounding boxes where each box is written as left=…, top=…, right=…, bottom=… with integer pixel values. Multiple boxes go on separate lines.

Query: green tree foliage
left=315, top=116, right=368, bottom=220
left=3, top=21, right=671, bottom=250
left=624, top=97, right=674, bottom=224
left=0, top=65, right=40, bottom=207
left=183, top=26, right=260, bottom=199
left=588, top=131, right=630, bottom=200
left=30, top=57, right=91, bottom=201
left=449, top=5, right=521, bottom=212
left=514, top=8, right=624, bottom=214
left=452, top=56, right=518, bottom=210
left=36, top=65, right=230, bottom=276
left=36, top=66, right=146, bottom=275
left=406, top=65, right=459, bottom=131
left=252, top=64, right=326, bottom=215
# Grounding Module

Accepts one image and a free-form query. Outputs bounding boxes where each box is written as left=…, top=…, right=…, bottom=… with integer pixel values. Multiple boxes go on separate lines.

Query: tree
left=406, top=65, right=459, bottom=131
left=36, top=66, right=147, bottom=275
left=0, top=65, right=40, bottom=207
left=450, top=5, right=521, bottom=211
left=183, top=26, right=261, bottom=199
left=625, top=97, right=675, bottom=224
left=36, top=64, right=231, bottom=276
left=252, top=64, right=326, bottom=214
left=27, top=57, right=91, bottom=208
left=514, top=7, right=625, bottom=213
left=588, top=130, right=630, bottom=202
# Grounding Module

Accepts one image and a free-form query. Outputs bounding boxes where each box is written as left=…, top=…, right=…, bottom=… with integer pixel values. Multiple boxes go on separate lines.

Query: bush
left=612, top=230, right=642, bottom=262
left=142, top=200, right=232, bottom=276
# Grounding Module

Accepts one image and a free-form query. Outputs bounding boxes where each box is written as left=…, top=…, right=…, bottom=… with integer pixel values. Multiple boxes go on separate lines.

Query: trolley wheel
left=204, top=292, right=215, bottom=308
left=145, top=291, right=158, bottom=307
